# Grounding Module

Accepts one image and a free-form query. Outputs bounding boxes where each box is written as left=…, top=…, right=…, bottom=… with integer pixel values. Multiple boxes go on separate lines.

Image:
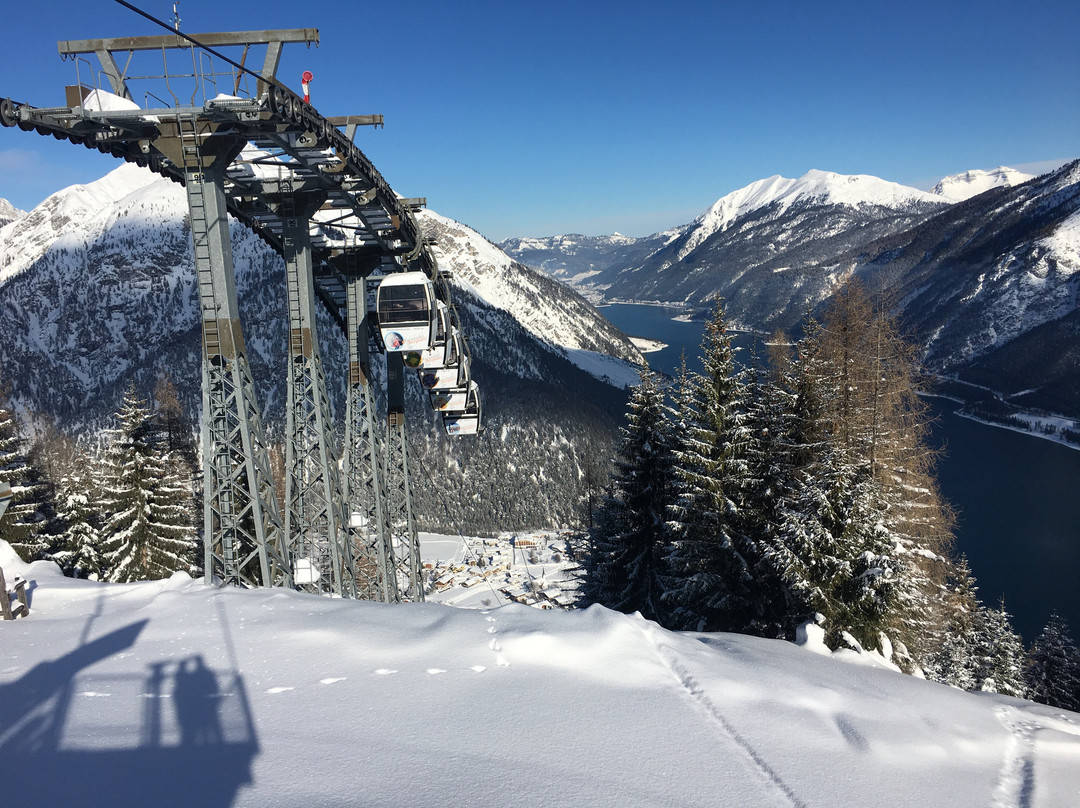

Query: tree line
left=581, top=279, right=1080, bottom=712
left=1, top=377, right=198, bottom=583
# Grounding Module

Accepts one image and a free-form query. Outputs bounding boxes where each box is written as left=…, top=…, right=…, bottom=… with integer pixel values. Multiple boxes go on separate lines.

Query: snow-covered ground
left=2, top=536, right=1080, bottom=808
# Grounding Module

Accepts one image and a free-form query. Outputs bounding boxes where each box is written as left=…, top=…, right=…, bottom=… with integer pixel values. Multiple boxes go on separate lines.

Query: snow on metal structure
left=1, top=15, right=481, bottom=599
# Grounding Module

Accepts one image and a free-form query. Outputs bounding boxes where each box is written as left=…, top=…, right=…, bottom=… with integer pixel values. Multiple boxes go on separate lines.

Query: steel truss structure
left=0, top=24, right=473, bottom=600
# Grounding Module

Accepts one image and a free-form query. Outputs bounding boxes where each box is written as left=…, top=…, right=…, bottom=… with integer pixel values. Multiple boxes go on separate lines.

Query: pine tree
left=736, top=353, right=801, bottom=637
left=1025, top=613, right=1080, bottom=712
left=664, top=301, right=762, bottom=632
left=52, top=448, right=104, bottom=579
left=0, top=395, right=57, bottom=561
left=771, top=310, right=902, bottom=651
left=809, top=279, right=956, bottom=663
left=583, top=367, right=676, bottom=623
left=98, top=384, right=197, bottom=582
left=922, top=555, right=980, bottom=689
left=969, top=600, right=1027, bottom=698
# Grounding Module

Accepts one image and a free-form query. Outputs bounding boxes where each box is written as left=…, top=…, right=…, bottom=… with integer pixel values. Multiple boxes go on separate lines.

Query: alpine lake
left=599, top=302, right=1080, bottom=643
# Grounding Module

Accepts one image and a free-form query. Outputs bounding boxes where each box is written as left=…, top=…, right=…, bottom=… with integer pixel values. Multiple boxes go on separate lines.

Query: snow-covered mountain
left=0, top=197, right=24, bottom=229
left=497, top=232, right=661, bottom=295
left=4, top=538, right=1080, bottom=808
left=0, top=165, right=642, bottom=532
left=418, top=209, right=641, bottom=385
left=503, top=169, right=953, bottom=329
left=502, top=162, right=1080, bottom=417
left=854, top=160, right=1080, bottom=415
left=931, top=166, right=1034, bottom=202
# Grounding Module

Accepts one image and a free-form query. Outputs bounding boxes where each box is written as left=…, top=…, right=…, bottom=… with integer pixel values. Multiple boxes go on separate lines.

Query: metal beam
left=58, top=29, right=320, bottom=56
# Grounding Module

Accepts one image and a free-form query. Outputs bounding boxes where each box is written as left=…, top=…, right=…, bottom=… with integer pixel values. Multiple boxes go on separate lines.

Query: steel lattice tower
left=343, top=270, right=397, bottom=602
left=280, top=197, right=355, bottom=596
left=385, top=353, right=424, bottom=601
left=184, top=146, right=292, bottom=588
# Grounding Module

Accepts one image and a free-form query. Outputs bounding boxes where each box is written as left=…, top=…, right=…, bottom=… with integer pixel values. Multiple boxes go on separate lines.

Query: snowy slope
left=417, top=209, right=643, bottom=387
left=931, top=166, right=1035, bottom=202
left=676, top=169, right=946, bottom=260
left=2, top=539, right=1079, bottom=808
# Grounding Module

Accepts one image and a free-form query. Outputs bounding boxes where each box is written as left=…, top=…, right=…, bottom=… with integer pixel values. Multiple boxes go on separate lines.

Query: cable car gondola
left=405, top=303, right=455, bottom=369
left=442, top=382, right=481, bottom=436
left=428, top=384, right=470, bottom=413
left=375, top=271, right=436, bottom=352
left=419, top=353, right=471, bottom=392
left=410, top=328, right=462, bottom=370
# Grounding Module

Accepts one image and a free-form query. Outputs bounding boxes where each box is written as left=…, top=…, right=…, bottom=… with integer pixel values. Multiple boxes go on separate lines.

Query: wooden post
left=0, top=565, right=28, bottom=619
left=0, top=565, right=12, bottom=620
left=13, top=577, right=29, bottom=618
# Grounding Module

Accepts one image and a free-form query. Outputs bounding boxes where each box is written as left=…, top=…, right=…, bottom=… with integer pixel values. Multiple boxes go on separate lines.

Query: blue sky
left=1, top=0, right=1077, bottom=240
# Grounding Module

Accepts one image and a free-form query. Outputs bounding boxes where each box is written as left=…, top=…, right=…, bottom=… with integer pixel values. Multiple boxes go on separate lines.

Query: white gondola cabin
left=376, top=271, right=436, bottom=352
left=412, top=328, right=462, bottom=371
left=404, top=304, right=453, bottom=369
left=419, top=354, right=471, bottom=392
left=428, top=385, right=470, bottom=413
left=442, top=382, right=481, bottom=436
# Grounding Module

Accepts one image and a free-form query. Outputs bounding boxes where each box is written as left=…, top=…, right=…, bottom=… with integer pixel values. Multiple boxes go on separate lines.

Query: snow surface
left=931, top=167, right=1035, bottom=202
left=677, top=169, right=947, bottom=260
left=3, top=537, right=1079, bottom=808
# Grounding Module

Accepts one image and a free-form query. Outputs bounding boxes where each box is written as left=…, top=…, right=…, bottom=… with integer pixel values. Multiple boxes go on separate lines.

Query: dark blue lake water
left=600, top=302, right=1080, bottom=643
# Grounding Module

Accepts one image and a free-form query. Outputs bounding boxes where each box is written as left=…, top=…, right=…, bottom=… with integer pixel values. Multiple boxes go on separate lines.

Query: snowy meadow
left=2, top=537, right=1079, bottom=808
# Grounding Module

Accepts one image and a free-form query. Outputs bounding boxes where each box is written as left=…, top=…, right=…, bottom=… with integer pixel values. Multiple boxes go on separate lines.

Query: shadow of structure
left=0, top=620, right=259, bottom=807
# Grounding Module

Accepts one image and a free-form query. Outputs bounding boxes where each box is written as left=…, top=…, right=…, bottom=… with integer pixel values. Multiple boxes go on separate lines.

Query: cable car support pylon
left=0, top=14, right=481, bottom=600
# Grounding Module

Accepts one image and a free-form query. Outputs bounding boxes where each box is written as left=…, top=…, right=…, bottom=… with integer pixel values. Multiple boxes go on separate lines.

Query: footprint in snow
left=266, top=686, right=294, bottom=694
left=319, top=677, right=346, bottom=685
left=426, top=668, right=447, bottom=675
left=471, top=665, right=486, bottom=672
left=488, top=638, right=501, bottom=652
left=373, top=668, right=397, bottom=676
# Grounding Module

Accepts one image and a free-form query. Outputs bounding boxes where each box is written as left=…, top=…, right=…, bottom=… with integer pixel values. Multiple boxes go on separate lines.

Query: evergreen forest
left=580, top=279, right=1080, bottom=710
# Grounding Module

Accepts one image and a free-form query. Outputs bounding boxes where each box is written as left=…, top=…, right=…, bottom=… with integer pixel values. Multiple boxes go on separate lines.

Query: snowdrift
left=1, top=540, right=1078, bottom=808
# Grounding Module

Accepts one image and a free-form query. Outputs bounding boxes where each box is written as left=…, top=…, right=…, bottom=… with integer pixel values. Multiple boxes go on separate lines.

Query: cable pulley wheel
left=0, top=98, right=15, bottom=128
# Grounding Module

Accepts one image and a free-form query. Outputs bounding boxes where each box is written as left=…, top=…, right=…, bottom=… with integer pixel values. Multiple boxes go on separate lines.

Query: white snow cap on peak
left=680, top=169, right=944, bottom=256
left=931, top=166, right=1034, bottom=202
left=0, top=197, right=25, bottom=222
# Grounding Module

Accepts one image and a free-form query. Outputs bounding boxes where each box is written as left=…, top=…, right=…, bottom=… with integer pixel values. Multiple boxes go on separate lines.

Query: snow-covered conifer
left=969, top=600, right=1027, bottom=698
left=664, top=301, right=760, bottom=632
left=583, top=367, right=675, bottom=623
left=0, top=396, right=57, bottom=561
left=1025, top=613, right=1080, bottom=711
left=98, top=384, right=197, bottom=582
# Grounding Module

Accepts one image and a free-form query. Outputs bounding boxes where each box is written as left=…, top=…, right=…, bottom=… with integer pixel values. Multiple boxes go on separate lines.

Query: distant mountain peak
left=679, top=170, right=947, bottom=259
left=0, top=197, right=26, bottom=227
left=930, top=166, right=1034, bottom=202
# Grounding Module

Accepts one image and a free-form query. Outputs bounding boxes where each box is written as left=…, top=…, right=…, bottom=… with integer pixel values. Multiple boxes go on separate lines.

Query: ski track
left=640, top=622, right=807, bottom=808
left=990, top=706, right=1036, bottom=808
